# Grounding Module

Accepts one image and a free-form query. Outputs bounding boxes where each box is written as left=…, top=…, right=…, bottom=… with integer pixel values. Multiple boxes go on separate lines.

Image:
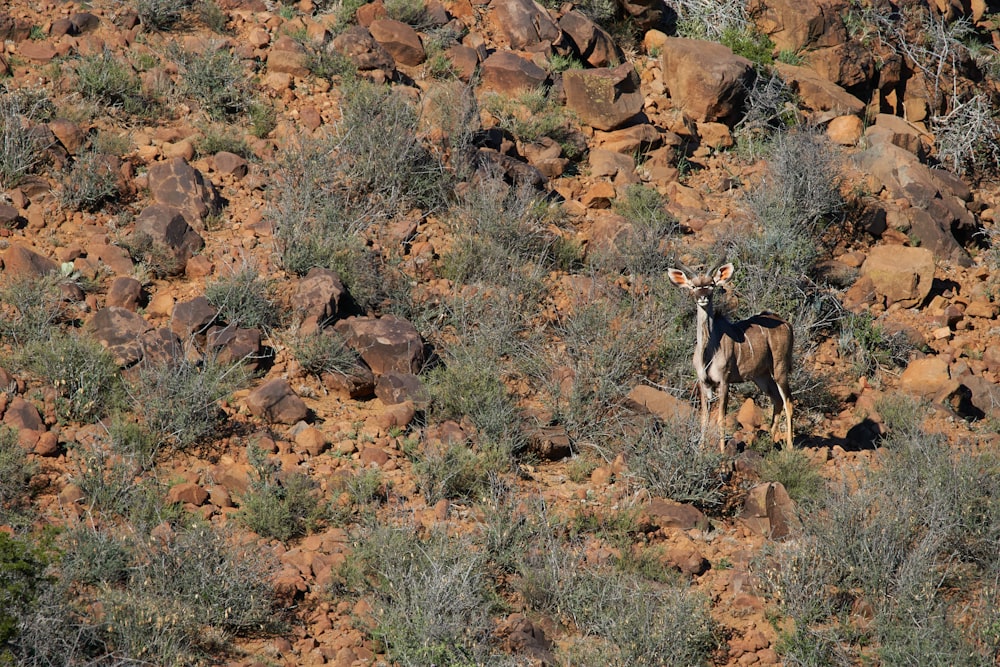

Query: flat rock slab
left=246, top=378, right=309, bottom=424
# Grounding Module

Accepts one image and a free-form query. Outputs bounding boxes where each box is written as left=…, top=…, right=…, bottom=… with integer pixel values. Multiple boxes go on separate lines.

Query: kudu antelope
left=667, top=263, right=794, bottom=451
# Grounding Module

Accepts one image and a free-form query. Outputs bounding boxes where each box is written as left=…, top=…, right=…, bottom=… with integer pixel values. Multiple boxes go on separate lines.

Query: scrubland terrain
left=1, top=0, right=1000, bottom=664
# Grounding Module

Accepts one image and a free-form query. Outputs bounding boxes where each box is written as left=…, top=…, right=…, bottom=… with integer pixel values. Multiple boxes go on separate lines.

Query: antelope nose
left=697, top=296, right=709, bottom=306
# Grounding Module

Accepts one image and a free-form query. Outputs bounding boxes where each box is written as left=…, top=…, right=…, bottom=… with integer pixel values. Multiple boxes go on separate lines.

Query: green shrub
left=517, top=525, right=721, bottom=666
left=384, top=0, right=429, bottom=27
left=173, top=43, right=255, bottom=120
left=626, top=415, right=726, bottom=510
left=482, top=88, right=579, bottom=154
left=412, top=439, right=490, bottom=504
left=117, top=229, right=186, bottom=277
left=441, top=172, right=556, bottom=290
left=530, top=290, right=678, bottom=450
left=18, top=332, right=124, bottom=423
left=204, top=262, right=280, bottom=331
left=93, top=523, right=277, bottom=664
left=130, top=356, right=250, bottom=449
left=720, top=27, right=774, bottom=66
left=74, top=50, right=154, bottom=116
left=195, top=126, right=253, bottom=158
left=757, top=446, right=825, bottom=506
left=58, top=147, right=125, bottom=213
left=198, top=0, right=229, bottom=33
left=133, top=0, right=194, bottom=30
left=0, top=532, right=47, bottom=648
left=425, top=341, right=527, bottom=463
left=290, top=329, right=360, bottom=377
left=352, top=523, right=503, bottom=665
left=237, top=443, right=323, bottom=541
left=0, top=426, right=34, bottom=525
left=0, top=273, right=66, bottom=346
left=0, top=89, right=52, bottom=188
left=839, top=312, right=913, bottom=380
left=758, top=408, right=1000, bottom=664
left=590, top=184, right=678, bottom=277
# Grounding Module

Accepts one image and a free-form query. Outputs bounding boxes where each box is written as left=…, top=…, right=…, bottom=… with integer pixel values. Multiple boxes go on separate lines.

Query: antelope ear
left=667, top=268, right=690, bottom=288
left=714, top=263, right=734, bottom=285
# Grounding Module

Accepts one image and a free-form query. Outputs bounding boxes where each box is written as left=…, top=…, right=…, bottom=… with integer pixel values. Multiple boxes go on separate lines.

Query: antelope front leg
left=699, top=383, right=711, bottom=445
left=717, top=382, right=729, bottom=452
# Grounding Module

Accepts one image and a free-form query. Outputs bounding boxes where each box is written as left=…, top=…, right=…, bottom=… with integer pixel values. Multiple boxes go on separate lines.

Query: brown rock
left=330, top=25, right=395, bottom=73
left=106, top=276, right=143, bottom=311
left=295, top=268, right=346, bottom=325
left=860, top=245, right=934, bottom=308
left=3, top=397, right=43, bottom=431
left=368, top=19, right=425, bottom=66
left=826, top=114, right=863, bottom=145
left=558, top=10, right=623, bottom=67
left=374, top=371, right=428, bottom=405
left=563, top=63, right=643, bottom=131
left=376, top=401, right=416, bottom=430
left=294, top=426, right=328, bottom=456
left=660, top=38, right=753, bottom=123
left=87, top=307, right=152, bottom=367
left=774, top=62, right=865, bottom=116
left=146, top=157, right=221, bottom=226
left=18, top=41, right=57, bottom=62
left=639, top=497, right=710, bottom=531
left=167, top=482, right=209, bottom=506
left=134, top=204, right=205, bottom=275
left=2, top=244, right=58, bottom=277
left=742, top=482, right=799, bottom=538
left=479, top=51, right=548, bottom=95
left=214, top=151, right=248, bottom=178
left=751, top=0, right=847, bottom=52
left=267, top=37, right=310, bottom=77
left=246, top=379, right=309, bottom=424
left=899, top=356, right=954, bottom=401
left=490, top=0, right=559, bottom=49
left=334, top=315, right=425, bottom=376
left=625, top=385, right=694, bottom=421
left=48, top=118, right=86, bottom=154
left=34, top=431, right=59, bottom=457
left=170, top=296, right=218, bottom=340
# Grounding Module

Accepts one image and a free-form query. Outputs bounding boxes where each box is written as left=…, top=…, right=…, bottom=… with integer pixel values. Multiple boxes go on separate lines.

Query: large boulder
left=87, top=307, right=152, bottom=367
left=774, top=62, right=865, bottom=117
left=660, top=38, right=754, bottom=123
left=330, top=25, right=395, bottom=73
left=146, top=157, right=221, bottom=227
left=480, top=51, right=548, bottom=95
left=859, top=245, right=935, bottom=309
left=489, top=0, right=559, bottom=49
left=246, top=379, right=309, bottom=425
left=334, top=315, right=426, bottom=376
left=1, top=244, right=58, bottom=277
left=742, top=482, right=799, bottom=539
left=750, top=0, right=847, bottom=52
left=558, top=10, right=623, bottom=67
left=562, top=63, right=643, bottom=131
left=855, top=140, right=975, bottom=266
left=134, top=204, right=205, bottom=276
left=295, top=268, right=346, bottom=326
left=368, top=19, right=426, bottom=66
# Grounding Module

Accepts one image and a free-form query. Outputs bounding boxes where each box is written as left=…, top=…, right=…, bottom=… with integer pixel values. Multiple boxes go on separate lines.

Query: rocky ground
left=2, top=0, right=1000, bottom=664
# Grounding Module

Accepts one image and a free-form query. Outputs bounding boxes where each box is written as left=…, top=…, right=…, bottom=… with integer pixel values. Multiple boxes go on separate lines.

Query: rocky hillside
left=1, top=0, right=1000, bottom=664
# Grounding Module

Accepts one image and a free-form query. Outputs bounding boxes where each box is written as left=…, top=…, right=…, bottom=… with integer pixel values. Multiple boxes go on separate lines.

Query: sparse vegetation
left=627, top=415, right=726, bottom=509
left=17, top=332, right=124, bottom=423
left=205, top=262, right=280, bottom=331
left=238, top=444, right=323, bottom=540
left=0, top=427, right=35, bottom=526
left=129, top=356, right=250, bottom=449
left=1, top=0, right=999, bottom=664
left=0, top=88, right=52, bottom=188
